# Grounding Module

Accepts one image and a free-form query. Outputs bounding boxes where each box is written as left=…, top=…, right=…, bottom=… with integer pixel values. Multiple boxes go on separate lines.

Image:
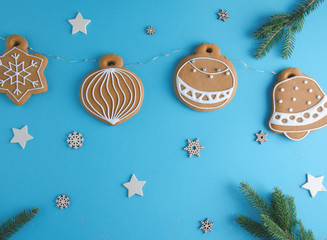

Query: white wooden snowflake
left=66, top=131, right=84, bottom=149
left=200, top=218, right=214, bottom=234
left=184, top=138, right=204, bottom=158
left=146, top=26, right=156, bottom=35
left=255, top=131, right=268, bottom=144
left=217, top=9, right=230, bottom=21
left=56, top=194, right=71, bottom=209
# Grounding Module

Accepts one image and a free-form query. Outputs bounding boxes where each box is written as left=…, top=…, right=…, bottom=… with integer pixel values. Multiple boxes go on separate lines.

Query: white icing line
left=99, top=72, right=111, bottom=120
left=111, top=71, right=121, bottom=121
left=115, top=70, right=134, bottom=120
left=118, top=69, right=139, bottom=120
left=188, top=62, right=228, bottom=75
left=112, top=71, right=126, bottom=120
left=91, top=72, right=108, bottom=119
left=82, top=71, right=106, bottom=120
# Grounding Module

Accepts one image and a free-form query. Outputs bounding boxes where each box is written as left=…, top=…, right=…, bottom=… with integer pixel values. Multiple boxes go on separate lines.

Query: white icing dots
left=294, top=86, right=299, bottom=90
left=317, top=95, right=322, bottom=99
left=209, top=75, right=213, bottom=79
left=292, top=97, right=296, bottom=101
left=278, top=100, right=283, bottom=103
left=216, top=68, right=221, bottom=72
left=280, top=88, right=285, bottom=92
left=192, top=69, right=196, bottom=72
left=308, top=89, right=313, bottom=93
left=289, top=108, right=293, bottom=112
left=226, top=72, right=230, bottom=76
left=307, top=101, right=312, bottom=105
left=191, top=60, right=195, bottom=63
left=304, top=80, right=308, bottom=84
left=203, top=68, right=207, bottom=71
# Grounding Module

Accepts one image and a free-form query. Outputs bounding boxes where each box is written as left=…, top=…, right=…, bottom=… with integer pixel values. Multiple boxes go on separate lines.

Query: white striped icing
left=80, top=68, right=143, bottom=125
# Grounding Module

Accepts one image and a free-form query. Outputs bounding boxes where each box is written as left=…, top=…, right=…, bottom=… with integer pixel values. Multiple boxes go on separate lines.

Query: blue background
left=0, top=0, right=326, bottom=239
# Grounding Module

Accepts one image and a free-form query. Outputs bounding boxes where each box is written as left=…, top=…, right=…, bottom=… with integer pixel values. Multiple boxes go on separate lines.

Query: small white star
left=68, top=12, right=91, bottom=34
left=217, top=9, right=230, bottom=22
left=123, top=174, right=146, bottom=198
left=10, top=125, right=33, bottom=149
left=301, top=173, right=326, bottom=198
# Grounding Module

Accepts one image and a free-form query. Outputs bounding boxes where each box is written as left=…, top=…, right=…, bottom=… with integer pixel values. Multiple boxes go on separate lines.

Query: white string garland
left=0, top=36, right=277, bottom=74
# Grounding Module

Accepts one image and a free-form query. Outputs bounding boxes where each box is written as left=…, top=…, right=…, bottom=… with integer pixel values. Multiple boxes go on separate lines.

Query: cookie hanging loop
left=99, top=54, right=123, bottom=69
left=6, top=35, right=28, bottom=52
left=278, top=68, right=302, bottom=82
left=195, top=43, right=221, bottom=56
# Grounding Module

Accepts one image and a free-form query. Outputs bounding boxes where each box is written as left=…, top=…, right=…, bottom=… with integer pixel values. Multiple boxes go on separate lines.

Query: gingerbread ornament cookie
left=269, top=68, right=327, bottom=140
left=80, top=54, right=144, bottom=126
left=174, top=43, right=237, bottom=112
left=0, top=35, right=48, bottom=105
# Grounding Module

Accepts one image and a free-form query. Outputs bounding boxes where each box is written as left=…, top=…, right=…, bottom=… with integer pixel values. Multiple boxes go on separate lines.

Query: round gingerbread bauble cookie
left=174, top=43, right=237, bottom=112
left=269, top=68, right=327, bottom=140
left=80, top=54, right=144, bottom=126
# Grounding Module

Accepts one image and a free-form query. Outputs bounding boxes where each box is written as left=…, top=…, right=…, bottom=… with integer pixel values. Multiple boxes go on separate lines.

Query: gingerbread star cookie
left=0, top=35, right=48, bottom=105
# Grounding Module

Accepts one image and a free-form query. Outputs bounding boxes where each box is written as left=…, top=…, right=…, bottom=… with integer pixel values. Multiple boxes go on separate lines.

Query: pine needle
left=254, top=0, right=324, bottom=59
left=0, top=208, right=39, bottom=240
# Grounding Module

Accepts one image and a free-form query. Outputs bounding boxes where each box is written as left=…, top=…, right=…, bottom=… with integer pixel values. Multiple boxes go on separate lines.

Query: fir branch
left=236, top=183, right=316, bottom=240
left=254, top=0, right=324, bottom=59
left=0, top=208, right=39, bottom=240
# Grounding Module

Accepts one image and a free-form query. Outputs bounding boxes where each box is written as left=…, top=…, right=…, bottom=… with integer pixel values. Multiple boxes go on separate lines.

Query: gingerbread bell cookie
left=80, top=54, right=144, bottom=126
left=174, top=43, right=237, bottom=112
left=269, top=68, right=327, bottom=140
left=0, top=35, right=48, bottom=105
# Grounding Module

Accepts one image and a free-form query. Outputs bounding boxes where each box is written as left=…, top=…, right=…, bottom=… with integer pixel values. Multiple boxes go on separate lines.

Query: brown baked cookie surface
left=269, top=68, right=327, bottom=140
left=0, top=35, right=48, bottom=105
left=80, top=54, right=144, bottom=126
left=174, top=43, right=237, bottom=112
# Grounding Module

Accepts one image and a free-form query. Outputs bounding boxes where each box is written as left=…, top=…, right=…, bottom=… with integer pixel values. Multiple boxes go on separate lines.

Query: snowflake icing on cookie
left=56, top=194, right=71, bottom=209
left=0, top=49, right=44, bottom=102
left=184, top=138, right=204, bottom=157
left=66, top=131, right=84, bottom=149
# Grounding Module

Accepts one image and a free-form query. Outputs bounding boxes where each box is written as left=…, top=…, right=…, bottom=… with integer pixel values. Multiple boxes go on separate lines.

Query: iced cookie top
left=177, top=58, right=234, bottom=92
left=274, top=76, right=324, bottom=114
